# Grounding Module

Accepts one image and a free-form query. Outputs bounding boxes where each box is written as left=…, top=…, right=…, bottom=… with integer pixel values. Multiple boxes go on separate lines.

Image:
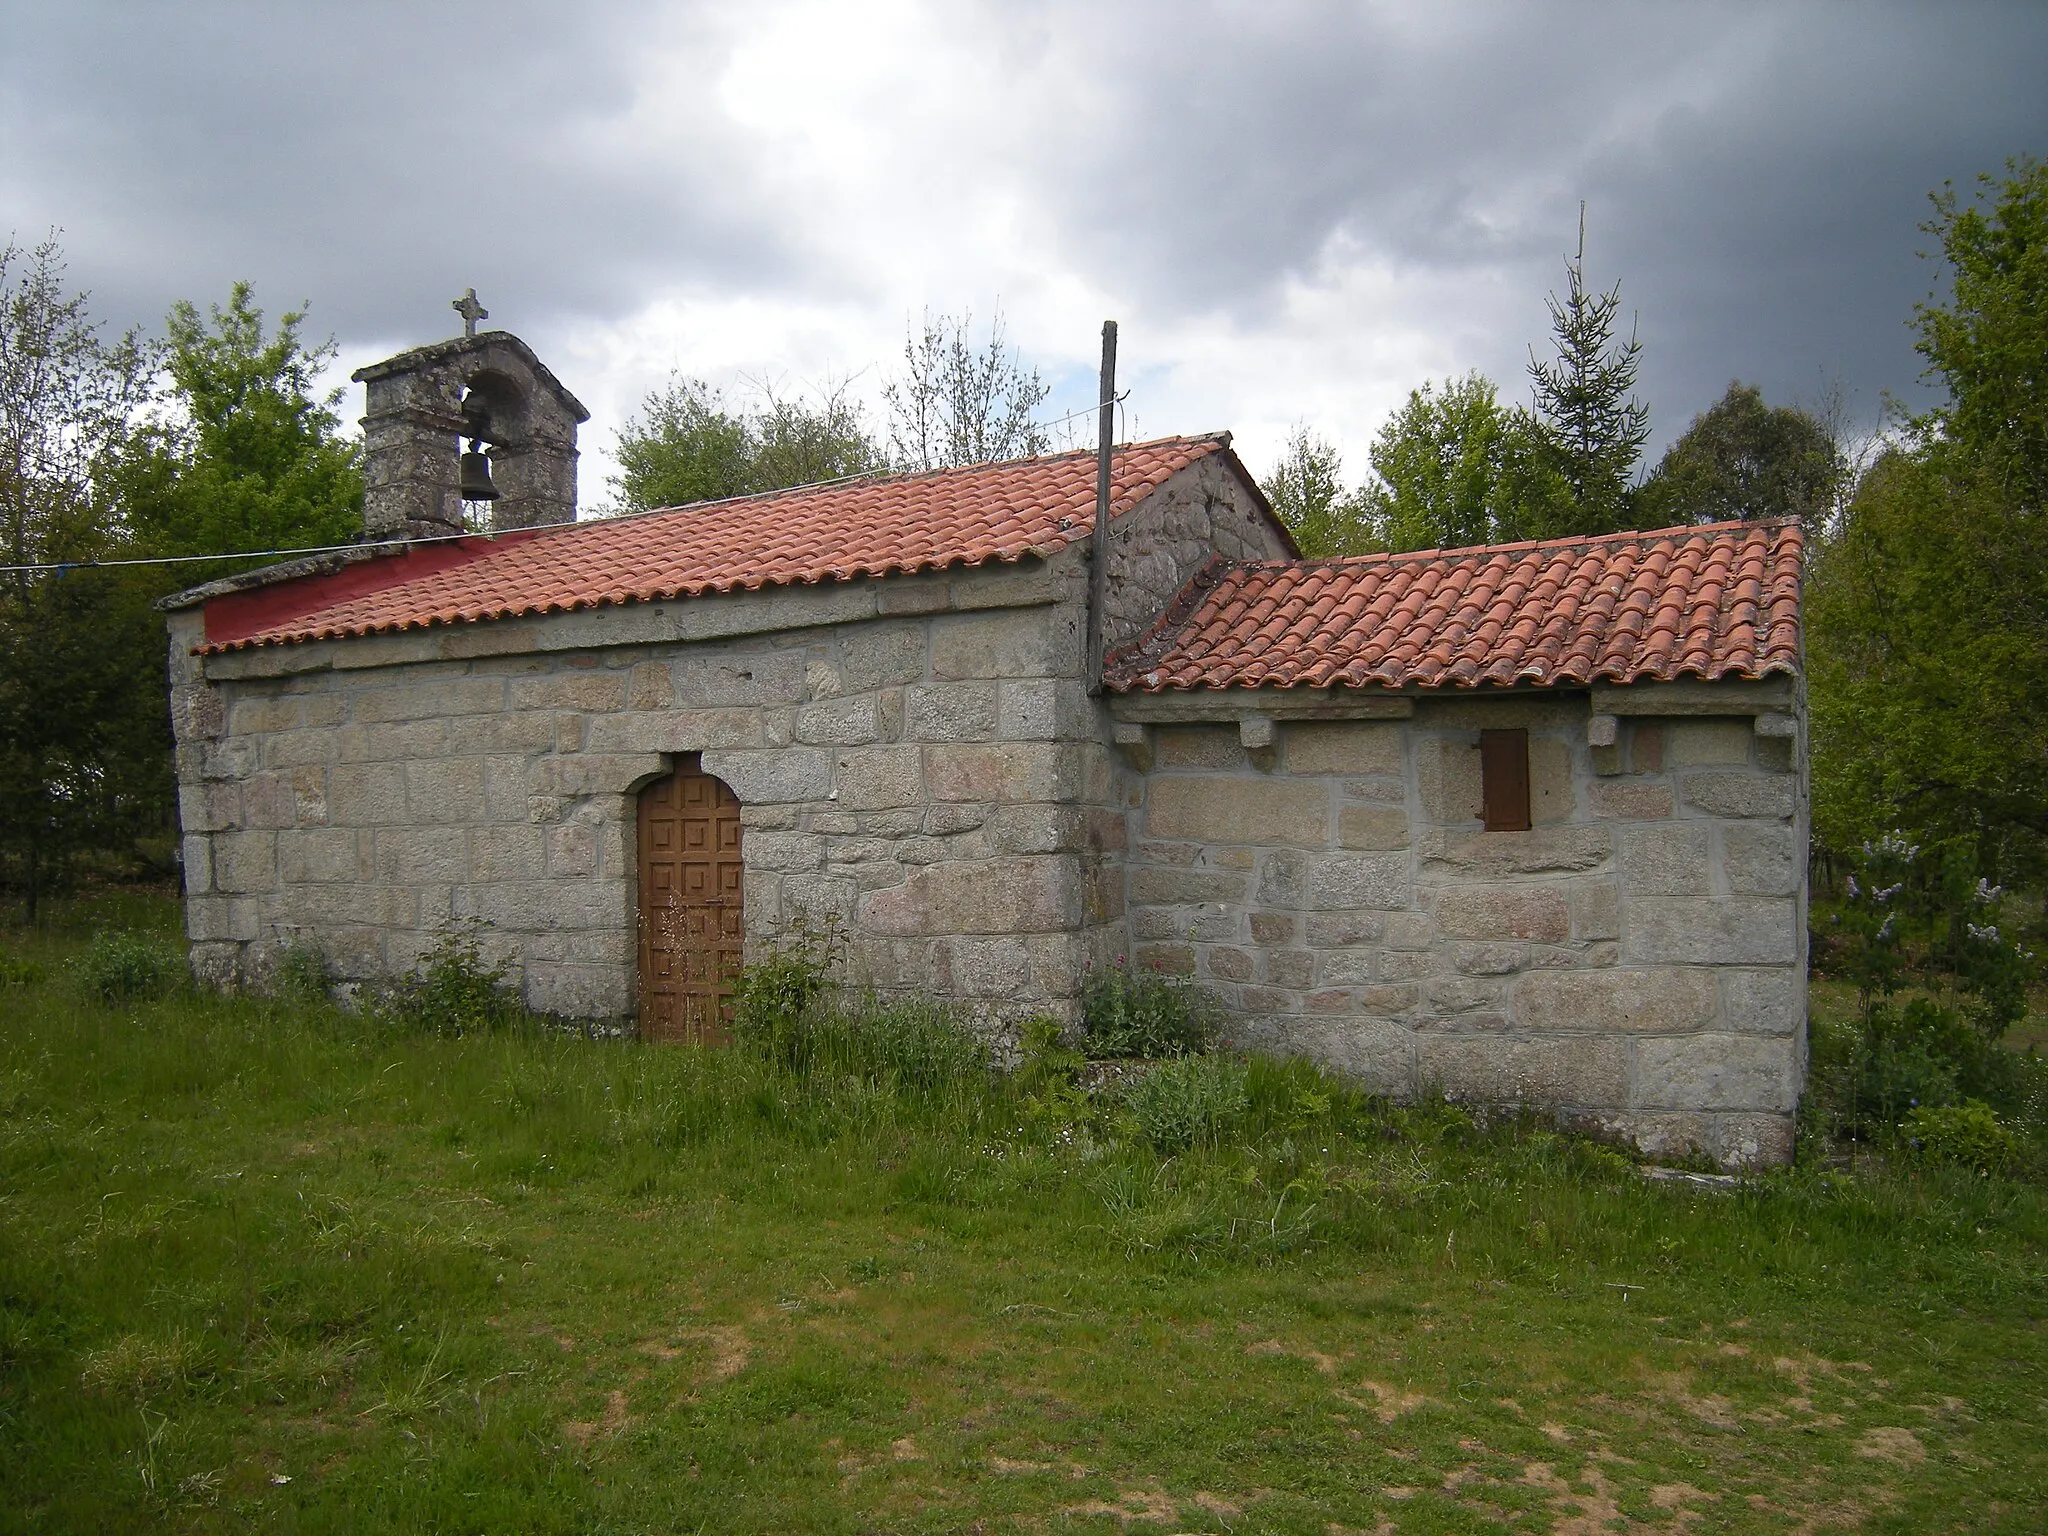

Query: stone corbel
left=1238, top=714, right=1278, bottom=773
left=1112, top=721, right=1153, bottom=773
left=1753, top=712, right=1797, bottom=739
left=1587, top=712, right=1623, bottom=777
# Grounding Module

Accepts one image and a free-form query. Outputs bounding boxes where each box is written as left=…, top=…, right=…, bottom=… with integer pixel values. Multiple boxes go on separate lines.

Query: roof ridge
left=628, top=431, right=1234, bottom=521
left=1242, top=517, right=1802, bottom=573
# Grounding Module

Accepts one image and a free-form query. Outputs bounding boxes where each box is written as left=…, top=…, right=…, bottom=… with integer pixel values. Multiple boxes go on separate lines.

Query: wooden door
left=636, top=757, right=744, bottom=1043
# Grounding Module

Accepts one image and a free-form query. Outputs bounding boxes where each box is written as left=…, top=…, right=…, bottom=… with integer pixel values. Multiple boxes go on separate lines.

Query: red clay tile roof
left=201, top=436, right=1233, bottom=651
left=1105, top=519, right=1802, bottom=693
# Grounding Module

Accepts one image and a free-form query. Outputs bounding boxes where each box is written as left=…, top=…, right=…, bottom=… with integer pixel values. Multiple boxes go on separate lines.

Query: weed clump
left=729, top=915, right=987, bottom=1098
left=379, top=921, right=521, bottom=1037
left=70, top=931, right=183, bottom=1004
left=273, top=941, right=333, bottom=1005
left=729, top=914, right=841, bottom=1068
left=1080, top=959, right=1220, bottom=1058
left=1123, top=1055, right=1250, bottom=1151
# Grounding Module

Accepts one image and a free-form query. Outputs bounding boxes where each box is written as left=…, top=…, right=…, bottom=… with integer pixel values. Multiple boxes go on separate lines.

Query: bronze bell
left=458, top=440, right=500, bottom=501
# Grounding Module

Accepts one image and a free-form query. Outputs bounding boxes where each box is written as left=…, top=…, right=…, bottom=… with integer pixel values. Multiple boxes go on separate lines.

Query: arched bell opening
left=635, top=754, right=744, bottom=1044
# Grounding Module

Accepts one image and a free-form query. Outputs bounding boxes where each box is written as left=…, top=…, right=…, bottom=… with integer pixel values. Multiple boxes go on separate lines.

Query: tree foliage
left=1258, top=427, right=1377, bottom=558
left=1916, top=157, right=2048, bottom=511
left=1635, top=381, right=1844, bottom=527
left=1526, top=248, right=1650, bottom=535
left=1358, top=375, right=1505, bottom=551
left=1808, top=158, right=2048, bottom=880
left=1353, top=374, right=1570, bottom=551
left=0, top=237, right=166, bottom=917
left=882, top=308, right=1049, bottom=473
left=120, top=283, right=362, bottom=564
left=609, top=376, right=881, bottom=514
left=0, top=236, right=153, bottom=575
left=752, top=381, right=884, bottom=491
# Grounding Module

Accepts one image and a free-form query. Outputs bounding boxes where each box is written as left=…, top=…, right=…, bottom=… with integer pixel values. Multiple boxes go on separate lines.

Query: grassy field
left=3, top=897, right=2046, bottom=1533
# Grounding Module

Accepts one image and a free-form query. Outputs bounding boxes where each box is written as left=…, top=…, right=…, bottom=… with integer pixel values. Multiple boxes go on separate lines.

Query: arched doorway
left=636, top=756, right=744, bottom=1042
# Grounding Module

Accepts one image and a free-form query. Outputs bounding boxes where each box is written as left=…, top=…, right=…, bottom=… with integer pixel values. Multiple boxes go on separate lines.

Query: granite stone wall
left=1097, top=451, right=1290, bottom=653
left=168, top=551, right=1116, bottom=1030
left=1119, top=690, right=1807, bottom=1166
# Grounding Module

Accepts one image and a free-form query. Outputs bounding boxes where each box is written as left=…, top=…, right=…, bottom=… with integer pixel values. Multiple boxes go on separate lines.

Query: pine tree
left=1526, top=212, right=1650, bottom=535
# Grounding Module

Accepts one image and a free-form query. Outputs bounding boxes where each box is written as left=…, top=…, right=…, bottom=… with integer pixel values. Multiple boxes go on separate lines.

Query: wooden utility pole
left=1085, top=320, right=1118, bottom=694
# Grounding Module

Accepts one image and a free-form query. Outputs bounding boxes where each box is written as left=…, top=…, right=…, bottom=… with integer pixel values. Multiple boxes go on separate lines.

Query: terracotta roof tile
left=202, top=436, right=1229, bottom=651
left=1104, top=519, right=1803, bottom=693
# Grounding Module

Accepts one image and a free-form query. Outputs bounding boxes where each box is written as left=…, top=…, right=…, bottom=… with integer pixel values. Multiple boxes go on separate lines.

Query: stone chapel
left=164, top=322, right=1809, bottom=1166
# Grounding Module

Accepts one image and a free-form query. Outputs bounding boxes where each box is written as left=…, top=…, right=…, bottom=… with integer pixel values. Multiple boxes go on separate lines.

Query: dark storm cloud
left=0, top=1, right=784, bottom=345
left=1, top=0, right=2042, bottom=458
left=1020, top=0, right=2048, bottom=438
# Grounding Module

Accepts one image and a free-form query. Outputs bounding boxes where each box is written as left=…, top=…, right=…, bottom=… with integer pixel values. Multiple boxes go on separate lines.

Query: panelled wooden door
left=636, top=758, right=744, bottom=1043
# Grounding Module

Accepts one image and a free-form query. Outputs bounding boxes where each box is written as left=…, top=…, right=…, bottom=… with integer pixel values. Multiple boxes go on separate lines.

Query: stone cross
left=452, top=288, right=488, bottom=339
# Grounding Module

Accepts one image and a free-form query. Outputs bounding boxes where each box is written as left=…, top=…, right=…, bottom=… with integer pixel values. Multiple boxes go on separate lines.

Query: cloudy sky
left=3, top=1, right=2042, bottom=504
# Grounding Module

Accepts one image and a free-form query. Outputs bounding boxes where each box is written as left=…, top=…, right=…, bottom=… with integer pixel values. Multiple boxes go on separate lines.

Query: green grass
left=3, top=897, right=2046, bottom=1533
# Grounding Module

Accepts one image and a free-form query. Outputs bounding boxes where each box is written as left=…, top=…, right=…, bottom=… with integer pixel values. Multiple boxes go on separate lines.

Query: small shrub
left=1807, top=833, right=2041, bottom=1142
left=729, top=915, right=843, bottom=1069
left=730, top=916, right=985, bottom=1094
left=1900, top=1100, right=2021, bottom=1175
left=1081, top=960, right=1221, bottom=1059
left=0, top=951, right=46, bottom=988
left=1124, top=1054, right=1250, bottom=1151
left=71, top=931, right=182, bottom=1004
left=380, top=921, right=520, bottom=1036
left=274, top=942, right=333, bottom=1005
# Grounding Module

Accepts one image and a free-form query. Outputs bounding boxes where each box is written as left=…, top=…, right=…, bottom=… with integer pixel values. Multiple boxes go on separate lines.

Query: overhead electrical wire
left=0, top=387, right=1136, bottom=577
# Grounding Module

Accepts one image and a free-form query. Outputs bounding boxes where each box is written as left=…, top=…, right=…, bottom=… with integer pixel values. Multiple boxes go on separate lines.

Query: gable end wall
left=1098, top=454, right=1291, bottom=654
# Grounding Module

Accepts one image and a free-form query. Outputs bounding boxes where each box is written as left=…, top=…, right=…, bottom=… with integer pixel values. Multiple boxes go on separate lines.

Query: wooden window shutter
left=1480, top=729, right=1531, bottom=831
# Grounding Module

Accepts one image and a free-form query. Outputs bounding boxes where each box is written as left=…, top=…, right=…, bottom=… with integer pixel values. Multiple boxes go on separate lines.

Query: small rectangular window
left=1480, top=729, right=1531, bottom=831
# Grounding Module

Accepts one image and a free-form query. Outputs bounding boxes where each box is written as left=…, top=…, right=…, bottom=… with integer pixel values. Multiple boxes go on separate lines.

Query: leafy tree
left=1808, top=450, right=2046, bottom=874
left=1259, top=426, right=1378, bottom=557
left=882, top=307, right=1049, bottom=472
left=121, top=283, right=362, bottom=563
left=609, top=375, right=882, bottom=513
left=0, top=236, right=164, bottom=918
left=610, top=377, right=760, bottom=511
left=1635, top=381, right=1844, bottom=527
left=0, top=236, right=153, bottom=579
left=1353, top=374, right=1569, bottom=550
left=1915, top=156, right=2048, bottom=510
left=1357, top=375, right=1504, bottom=551
left=1526, top=241, right=1650, bottom=535
left=1808, top=159, right=2048, bottom=881
left=751, top=379, right=884, bottom=490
